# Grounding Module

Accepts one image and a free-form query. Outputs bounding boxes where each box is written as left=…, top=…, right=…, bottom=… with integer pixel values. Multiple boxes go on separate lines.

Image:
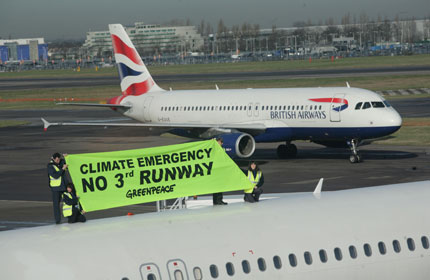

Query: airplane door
left=254, top=102, right=260, bottom=117
left=143, top=96, right=154, bottom=122
left=329, top=93, right=344, bottom=122
left=167, top=259, right=189, bottom=280
left=247, top=102, right=253, bottom=117
left=140, top=263, right=162, bottom=280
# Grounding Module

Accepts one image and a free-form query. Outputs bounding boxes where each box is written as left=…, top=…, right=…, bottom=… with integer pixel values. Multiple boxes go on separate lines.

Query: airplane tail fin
left=109, top=24, right=164, bottom=96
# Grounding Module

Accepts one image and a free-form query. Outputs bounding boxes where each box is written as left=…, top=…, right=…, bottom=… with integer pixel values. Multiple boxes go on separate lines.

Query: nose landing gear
left=348, top=139, right=362, bottom=163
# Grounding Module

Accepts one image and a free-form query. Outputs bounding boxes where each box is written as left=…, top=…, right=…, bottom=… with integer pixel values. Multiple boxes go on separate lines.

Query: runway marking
left=365, top=176, right=393, bottom=180
left=282, top=176, right=343, bottom=185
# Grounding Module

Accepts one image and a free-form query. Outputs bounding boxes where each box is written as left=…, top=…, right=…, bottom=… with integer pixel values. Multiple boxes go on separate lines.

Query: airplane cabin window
left=292, top=106, right=295, bottom=110
left=355, top=102, right=363, bottom=110
left=174, top=270, right=184, bottom=280
left=193, top=267, right=203, bottom=280
left=288, top=106, right=291, bottom=110
left=334, top=248, right=343, bottom=261
left=304, top=251, right=312, bottom=265
left=274, top=106, right=278, bottom=110
left=364, top=243, right=372, bottom=257
left=273, top=255, right=282, bottom=269
left=224, top=106, right=227, bottom=110
left=319, top=249, right=328, bottom=263
left=288, top=254, right=297, bottom=267
left=301, top=106, right=304, bottom=110
left=421, top=236, right=429, bottom=249
left=378, top=242, right=387, bottom=255
left=236, top=106, right=239, bottom=110
left=161, top=107, right=164, bottom=111
left=319, top=105, right=322, bottom=110
left=209, top=264, right=219, bottom=278
left=147, top=273, right=156, bottom=280
left=407, top=238, right=416, bottom=251
left=371, top=101, right=385, bottom=108
left=349, top=246, right=357, bottom=259
left=257, top=257, right=266, bottom=271
left=283, top=105, right=286, bottom=110
left=362, top=102, right=371, bottom=109
left=241, top=260, right=251, bottom=274
left=393, top=240, right=401, bottom=253
left=270, top=106, right=273, bottom=110
left=226, top=262, right=235, bottom=276
left=262, top=106, right=264, bottom=111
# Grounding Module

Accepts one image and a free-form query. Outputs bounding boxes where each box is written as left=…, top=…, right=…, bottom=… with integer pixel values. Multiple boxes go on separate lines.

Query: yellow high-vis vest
left=62, top=192, right=73, bottom=217
left=49, top=165, right=62, bottom=187
left=245, top=171, right=262, bottom=193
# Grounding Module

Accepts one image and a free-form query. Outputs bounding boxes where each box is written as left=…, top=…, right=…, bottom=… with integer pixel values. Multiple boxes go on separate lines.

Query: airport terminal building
left=83, top=22, right=204, bottom=57
left=0, top=38, right=48, bottom=62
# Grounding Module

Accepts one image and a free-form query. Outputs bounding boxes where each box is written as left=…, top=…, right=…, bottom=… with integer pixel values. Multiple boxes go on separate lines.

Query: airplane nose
left=390, top=110, right=402, bottom=127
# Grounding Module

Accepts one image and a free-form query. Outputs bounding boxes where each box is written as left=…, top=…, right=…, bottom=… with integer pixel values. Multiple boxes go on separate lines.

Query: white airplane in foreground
left=1, top=180, right=429, bottom=279
left=42, top=24, right=402, bottom=163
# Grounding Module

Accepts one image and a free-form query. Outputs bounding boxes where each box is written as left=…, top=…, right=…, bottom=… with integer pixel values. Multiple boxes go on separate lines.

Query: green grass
left=374, top=118, right=430, bottom=146
left=0, top=120, right=30, bottom=127
left=0, top=54, right=429, bottom=79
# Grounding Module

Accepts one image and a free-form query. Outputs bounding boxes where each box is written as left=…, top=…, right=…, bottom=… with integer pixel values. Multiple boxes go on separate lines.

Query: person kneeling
left=62, top=183, right=86, bottom=223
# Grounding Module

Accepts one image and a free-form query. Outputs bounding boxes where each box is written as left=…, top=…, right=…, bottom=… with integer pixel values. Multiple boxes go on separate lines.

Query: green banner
left=65, top=140, right=253, bottom=212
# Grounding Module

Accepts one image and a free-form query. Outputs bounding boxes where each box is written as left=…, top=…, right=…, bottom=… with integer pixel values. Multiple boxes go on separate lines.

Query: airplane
left=1, top=179, right=429, bottom=279
left=42, top=24, right=402, bottom=163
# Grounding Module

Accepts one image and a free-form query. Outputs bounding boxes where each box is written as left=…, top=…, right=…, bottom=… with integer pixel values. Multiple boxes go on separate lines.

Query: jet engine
left=218, top=133, right=256, bottom=158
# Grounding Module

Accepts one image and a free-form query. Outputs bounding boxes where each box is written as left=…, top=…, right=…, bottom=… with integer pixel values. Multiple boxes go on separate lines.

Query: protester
left=62, top=183, right=86, bottom=224
left=47, top=152, right=68, bottom=224
left=244, top=161, right=264, bottom=203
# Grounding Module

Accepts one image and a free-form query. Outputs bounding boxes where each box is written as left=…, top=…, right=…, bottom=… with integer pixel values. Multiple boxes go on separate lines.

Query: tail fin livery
left=109, top=24, right=163, bottom=96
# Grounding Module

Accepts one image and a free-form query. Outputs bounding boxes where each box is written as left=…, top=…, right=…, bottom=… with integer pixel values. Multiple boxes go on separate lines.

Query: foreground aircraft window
left=310, top=105, right=313, bottom=110
left=176, top=106, right=179, bottom=111
left=226, top=262, right=235, bottom=276
left=161, top=107, right=164, bottom=111
left=270, top=106, right=273, bottom=110
left=383, top=100, right=392, bottom=107
left=193, top=267, right=203, bottom=280
left=288, top=254, right=297, bottom=267
left=224, top=106, right=227, bottom=110
left=292, top=106, right=295, bottom=110
left=273, top=255, right=282, bottom=269
left=319, top=249, right=328, bottom=263
left=283, top=105, right=286, bottom=110
left=364, top=243, right=372, bottom=257
left=210, top=264, right=219, bottom=278
left=199, top=106, right=202, bottom=111
left=371, top=101, right=385, bottom=108
left=407, top=238, right=415, bottom=251
left=319, top=105, right=322, bottom=110
left=421, top=236, right=429, bottom=249
left=257, top=257, right=267, bottom=271
left=236, top=106, right=239, bottom=110
left=301, top=105, right=304, bottom=110
left=304, top=251, right=312, bottom=265
left=261, top=106, right=264, bottom=111
left=147, top=274, right=156, bottom=280
left=274, top=106, right=278, bottom=110
left=174, top=270, right=184, bottom=280
left=241, top=260, right=250, bottom=274
left=349, top=246, right=357, bottom=259
left=334, top=248, right=343, bottom=261
left=393, top=240, right=401, bottom=253
left=362, top=102, right=371, bottom=109
left=355, top=102, right=362, bottom=110
left=288, top=106, right=291, bottom=110
left=378, top=242, right=387, bottom=255
left=212, top=106, right=215, bottom=111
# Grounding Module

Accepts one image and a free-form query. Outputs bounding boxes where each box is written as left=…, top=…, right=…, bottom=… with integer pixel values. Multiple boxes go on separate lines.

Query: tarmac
left=0, top=98, right=429, bottom=231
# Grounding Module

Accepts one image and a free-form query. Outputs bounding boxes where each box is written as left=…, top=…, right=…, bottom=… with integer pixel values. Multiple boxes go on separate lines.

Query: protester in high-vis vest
left=244, top=161, right=264, bottom=203
left=47, top=152, right=68, bottom=224
left=62, top=183, right=86, bottom=224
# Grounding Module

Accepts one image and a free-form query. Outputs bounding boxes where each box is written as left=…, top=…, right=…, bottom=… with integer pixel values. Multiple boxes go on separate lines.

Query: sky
left=1, top=0, right=428, bottom=40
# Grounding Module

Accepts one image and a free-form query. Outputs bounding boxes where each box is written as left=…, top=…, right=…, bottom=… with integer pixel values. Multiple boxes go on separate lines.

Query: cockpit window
left=383, top=100, right=391, bottom=107
left=362, top=102, right=371, bottom=109
left=371, top=101, right=385, bottom=108
left=355, top=102, right=363, bottom=110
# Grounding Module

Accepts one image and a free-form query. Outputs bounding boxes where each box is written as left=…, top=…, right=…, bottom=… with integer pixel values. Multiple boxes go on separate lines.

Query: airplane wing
left=41, top=118, right=267, bottom=131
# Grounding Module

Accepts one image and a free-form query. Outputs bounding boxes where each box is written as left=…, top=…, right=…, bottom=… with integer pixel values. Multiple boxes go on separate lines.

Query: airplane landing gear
left=348, top=139, right=362, bottom=163
left=277, top=142, right=297, bottom=159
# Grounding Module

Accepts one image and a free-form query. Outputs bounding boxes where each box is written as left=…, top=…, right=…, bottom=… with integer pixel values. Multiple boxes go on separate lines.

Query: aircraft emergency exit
left=42, top=24, right=402, bottom=163
left=1, top=180, right=429, bottom=279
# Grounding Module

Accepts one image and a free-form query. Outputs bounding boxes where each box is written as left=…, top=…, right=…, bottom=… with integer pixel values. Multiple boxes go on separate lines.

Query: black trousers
left=212, top=192, right=224, bottom=204
left=51, top=191, right=62, bottom=224
left=244, top=187, right=263, bottom=203
left=68, top=207, right=86, bottom=223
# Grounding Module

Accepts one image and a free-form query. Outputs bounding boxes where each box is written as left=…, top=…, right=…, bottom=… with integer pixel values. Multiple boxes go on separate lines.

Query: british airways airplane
left=43, top=24, right=402, bottom=163
left=1, top=180, right=430, bottom=279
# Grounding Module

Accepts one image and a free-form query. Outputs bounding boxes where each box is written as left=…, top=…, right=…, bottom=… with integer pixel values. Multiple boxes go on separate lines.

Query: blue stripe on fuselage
left=254, top=126, right=401, bottom=142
